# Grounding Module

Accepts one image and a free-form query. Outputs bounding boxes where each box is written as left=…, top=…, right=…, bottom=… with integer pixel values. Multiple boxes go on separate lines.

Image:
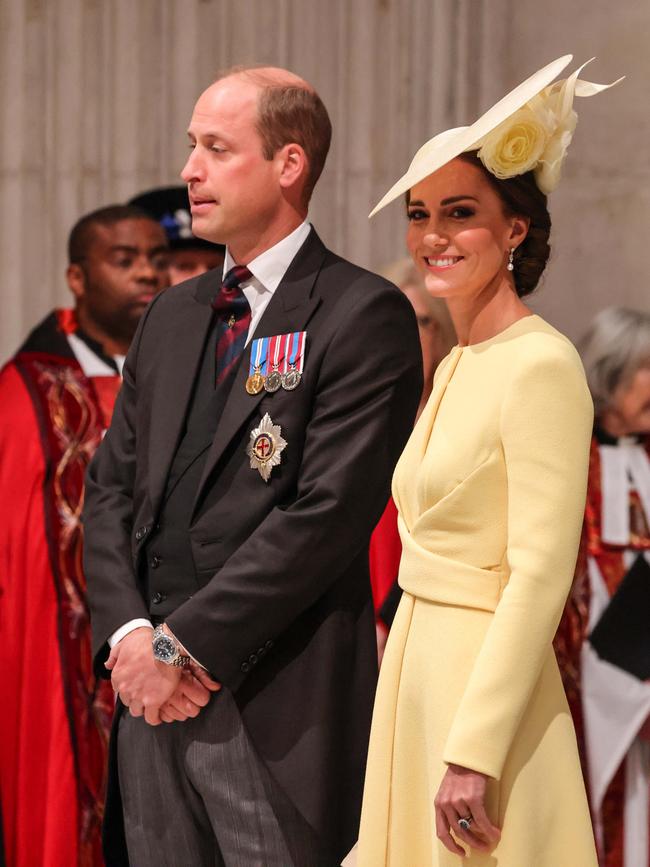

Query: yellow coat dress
left=357, top=315, right=599, bottom=867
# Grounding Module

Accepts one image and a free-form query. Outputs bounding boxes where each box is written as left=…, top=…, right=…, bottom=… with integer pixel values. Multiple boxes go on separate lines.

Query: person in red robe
left=0, top=205, right=169, bottom=867
left=369, top=259, right=456, bottom=657
left=555, top=307, right=650, bottom=867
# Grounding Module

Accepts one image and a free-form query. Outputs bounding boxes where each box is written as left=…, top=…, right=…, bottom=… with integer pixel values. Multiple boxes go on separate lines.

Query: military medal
left=247, top=413, right=287, bottom=482
left=246, top=370, right=265, bottom=395
left=246, top=337, right=268, bottom=395
left=281, top=331, right=306, bottom=391
left=282, top=366, right=301, bottom=391
left=265, top=370, right=283, bottom=392
left=246, top=332, right=307, bottom=395
left=264, top=334, right=287, bottom=393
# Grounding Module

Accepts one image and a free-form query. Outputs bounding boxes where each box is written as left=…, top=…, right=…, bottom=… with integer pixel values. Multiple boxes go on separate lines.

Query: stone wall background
left=1, top=0, right=647, bottom=361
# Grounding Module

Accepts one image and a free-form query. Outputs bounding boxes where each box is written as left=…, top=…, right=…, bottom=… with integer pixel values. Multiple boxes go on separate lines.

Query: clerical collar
left=73, top=327, right=121, bottom=374
left=594, top=424, right=645, bottom=447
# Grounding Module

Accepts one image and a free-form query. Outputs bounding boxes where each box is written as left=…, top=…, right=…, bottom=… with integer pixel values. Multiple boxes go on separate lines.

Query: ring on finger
left=457, top=815, right=473, bottom=832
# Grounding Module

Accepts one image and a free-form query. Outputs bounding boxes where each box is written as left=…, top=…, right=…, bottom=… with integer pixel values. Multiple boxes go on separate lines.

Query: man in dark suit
left=83, top=66, right=422, bottom=867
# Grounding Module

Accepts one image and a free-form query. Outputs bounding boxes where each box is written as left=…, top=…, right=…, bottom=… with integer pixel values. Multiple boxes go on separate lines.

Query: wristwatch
left=152, top=624, right=191, bottom=667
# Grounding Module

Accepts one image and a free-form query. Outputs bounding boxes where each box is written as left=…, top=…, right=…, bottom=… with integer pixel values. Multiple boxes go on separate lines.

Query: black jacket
left=83, top=228, right=422, bottom=865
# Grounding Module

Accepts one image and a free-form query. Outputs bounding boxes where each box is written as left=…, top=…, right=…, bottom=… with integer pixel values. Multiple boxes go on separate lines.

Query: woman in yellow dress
left=355, top=56, right=622, bottom=866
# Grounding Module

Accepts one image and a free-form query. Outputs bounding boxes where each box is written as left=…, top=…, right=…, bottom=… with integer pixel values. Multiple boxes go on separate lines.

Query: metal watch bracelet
left=152, top=624, right=191, bottom=668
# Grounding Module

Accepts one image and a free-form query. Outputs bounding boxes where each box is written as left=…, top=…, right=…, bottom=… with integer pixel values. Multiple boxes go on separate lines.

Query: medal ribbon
left=285, top=331, right=306, bottom=373
left=268, top=334, right=285, bottom=372
left=249, top=332, right=306, bottom=377
left=249, top=337, right=269, bottom=377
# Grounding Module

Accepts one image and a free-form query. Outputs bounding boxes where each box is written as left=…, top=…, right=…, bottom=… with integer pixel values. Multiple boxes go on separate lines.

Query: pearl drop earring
left=507, top=248, right=515, bottom=272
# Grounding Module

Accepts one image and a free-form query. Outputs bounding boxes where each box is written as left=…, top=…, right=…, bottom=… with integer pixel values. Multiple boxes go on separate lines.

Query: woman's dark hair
left=406, top=152, right=552, bottom=298
left=458, top=152, right=551, bottom=297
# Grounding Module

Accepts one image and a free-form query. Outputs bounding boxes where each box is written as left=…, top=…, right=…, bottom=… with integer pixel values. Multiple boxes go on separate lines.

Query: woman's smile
left=423, top=255, right=464, bottom=271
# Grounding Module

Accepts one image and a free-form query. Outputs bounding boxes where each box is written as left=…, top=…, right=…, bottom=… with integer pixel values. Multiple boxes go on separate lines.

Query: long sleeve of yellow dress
left=443, top=347, right=593, bottom=778
left=357, top=315, right=598, bottom=867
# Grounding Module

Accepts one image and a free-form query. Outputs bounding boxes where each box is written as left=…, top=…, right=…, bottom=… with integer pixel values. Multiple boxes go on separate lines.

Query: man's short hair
left=217, top=67, right=332, bottom=206
left=68, top=204, right=157, bottom=264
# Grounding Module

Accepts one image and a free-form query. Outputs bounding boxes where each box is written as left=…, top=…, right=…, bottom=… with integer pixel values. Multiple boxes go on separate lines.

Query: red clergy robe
left=555, top=428, right=650, bottom=867
left=0, top=310, right=120, bottom=867
left=368, top=497, right=402, bottom=619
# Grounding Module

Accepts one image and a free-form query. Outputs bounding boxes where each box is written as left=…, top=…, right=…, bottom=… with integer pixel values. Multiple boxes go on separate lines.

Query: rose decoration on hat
left=369, top=56, right=624, bottom=218
left=475, top=59, right=624, bottom=194
left=477, top=105, right=554, bottom=182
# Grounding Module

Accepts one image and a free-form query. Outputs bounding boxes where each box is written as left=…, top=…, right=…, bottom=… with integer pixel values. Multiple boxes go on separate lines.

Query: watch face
left=153, top=634, right=176, bottom=662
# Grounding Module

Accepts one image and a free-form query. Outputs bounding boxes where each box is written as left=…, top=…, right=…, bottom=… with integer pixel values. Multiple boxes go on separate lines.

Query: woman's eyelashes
left=407, top=206, right=476, bottom=222
left=448, top=206, right=475, bottom=219
left=407, top=208, right=428, bottom=222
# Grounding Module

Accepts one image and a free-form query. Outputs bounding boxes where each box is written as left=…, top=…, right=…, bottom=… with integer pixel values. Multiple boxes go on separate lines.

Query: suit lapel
left=148, top=270, right=217, bottom=516
left=193, top=229, right=327, bottom=507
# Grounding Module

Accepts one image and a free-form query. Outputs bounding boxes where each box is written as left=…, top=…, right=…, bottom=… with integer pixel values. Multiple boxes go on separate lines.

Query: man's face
left=181, top=77, right=284, bottom=249
left=70, top=219, right=169, bottom=344
left=169, top=247, right=225, bottom=285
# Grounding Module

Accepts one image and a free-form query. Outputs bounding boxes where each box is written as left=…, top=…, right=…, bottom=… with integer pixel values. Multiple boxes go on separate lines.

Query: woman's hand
left=434, top=763, right=501, bottom=856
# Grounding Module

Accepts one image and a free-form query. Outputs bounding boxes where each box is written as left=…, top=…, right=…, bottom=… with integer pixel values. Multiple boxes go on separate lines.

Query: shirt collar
left=223, top=221, right=311, bottom=295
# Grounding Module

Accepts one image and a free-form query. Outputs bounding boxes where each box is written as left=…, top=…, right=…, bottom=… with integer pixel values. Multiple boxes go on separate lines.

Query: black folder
left=589, top=554, right=650, bottom=681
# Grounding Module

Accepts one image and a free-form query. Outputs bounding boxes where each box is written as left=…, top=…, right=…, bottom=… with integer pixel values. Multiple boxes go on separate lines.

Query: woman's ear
left=509, top=215, right=530, bottom=250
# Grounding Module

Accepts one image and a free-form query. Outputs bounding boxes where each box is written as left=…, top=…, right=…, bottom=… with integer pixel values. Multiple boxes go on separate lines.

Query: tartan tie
left=212, top=265, right=252, bottom=385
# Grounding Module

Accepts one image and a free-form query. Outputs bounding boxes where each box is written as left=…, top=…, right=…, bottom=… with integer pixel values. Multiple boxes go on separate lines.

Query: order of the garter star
left=247, top=413, right=287, bottom=482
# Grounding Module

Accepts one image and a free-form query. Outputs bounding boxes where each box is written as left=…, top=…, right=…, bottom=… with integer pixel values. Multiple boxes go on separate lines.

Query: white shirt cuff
left=108, top=618, right=153, bottom=647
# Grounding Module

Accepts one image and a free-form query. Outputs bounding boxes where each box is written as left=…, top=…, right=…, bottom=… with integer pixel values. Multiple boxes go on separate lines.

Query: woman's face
left=406, top=157, right=527, bottom=300
left=602, top=365, right=650, bottom=437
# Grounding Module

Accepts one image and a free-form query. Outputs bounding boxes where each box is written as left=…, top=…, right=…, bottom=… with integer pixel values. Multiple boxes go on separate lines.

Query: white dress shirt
left=108, top=220, right=312, bottom=656
left=236, top=220, right=311, bottom=345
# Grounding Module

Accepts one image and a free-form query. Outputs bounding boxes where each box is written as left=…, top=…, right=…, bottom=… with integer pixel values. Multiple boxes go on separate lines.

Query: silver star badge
left=246, top=413, right=287, bottom=482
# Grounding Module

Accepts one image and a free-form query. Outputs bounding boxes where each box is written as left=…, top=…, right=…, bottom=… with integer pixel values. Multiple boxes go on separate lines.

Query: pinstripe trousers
left=117, top=688, right=326, bottom=867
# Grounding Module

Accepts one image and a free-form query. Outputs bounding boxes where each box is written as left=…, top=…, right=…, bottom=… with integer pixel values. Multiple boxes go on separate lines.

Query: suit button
left=248, top=653, right=258, bottom=665
left=135, top=526, right=149, bottom=541
left=152, top=592, right=166, bottom=605
left=240, top=662, right=251, bottom=673
left=265, top=640, right=274, bottom=650
left=150, top=555, right=161, bottom=569
left=257, top=646, right=265, bottom=657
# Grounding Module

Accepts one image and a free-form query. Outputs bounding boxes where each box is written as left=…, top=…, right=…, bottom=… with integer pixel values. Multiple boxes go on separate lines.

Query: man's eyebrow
left=107, top=245, right=168, bottom=255
left=186, top=130, right=227, bottom=142
left=107, top=245, right=139, bottom=254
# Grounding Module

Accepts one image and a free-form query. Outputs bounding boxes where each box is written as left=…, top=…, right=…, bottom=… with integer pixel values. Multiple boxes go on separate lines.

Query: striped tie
left=212, top=265, right=252, bottom=385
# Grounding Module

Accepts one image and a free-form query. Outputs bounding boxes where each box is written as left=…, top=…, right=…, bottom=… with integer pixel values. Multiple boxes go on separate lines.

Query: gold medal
left=246, top=337, right=268, bottom=395
left=245, top=369, right=265, bottom=395
left=247, top=413, right=287, bottom=482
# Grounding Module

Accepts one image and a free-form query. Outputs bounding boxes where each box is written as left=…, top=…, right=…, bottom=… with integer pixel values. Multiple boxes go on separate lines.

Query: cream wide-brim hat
left=368, top=54, right=575, bottom=218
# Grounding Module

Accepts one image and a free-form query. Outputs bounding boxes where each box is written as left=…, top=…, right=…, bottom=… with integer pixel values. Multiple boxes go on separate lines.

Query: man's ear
left=66, top=263, right=86, bottom=301
left=278, top=143, right=308, bottom=192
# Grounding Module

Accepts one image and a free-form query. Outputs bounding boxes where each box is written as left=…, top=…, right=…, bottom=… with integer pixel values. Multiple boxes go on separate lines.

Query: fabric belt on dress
left=398, top=537, right=507, bottom=613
